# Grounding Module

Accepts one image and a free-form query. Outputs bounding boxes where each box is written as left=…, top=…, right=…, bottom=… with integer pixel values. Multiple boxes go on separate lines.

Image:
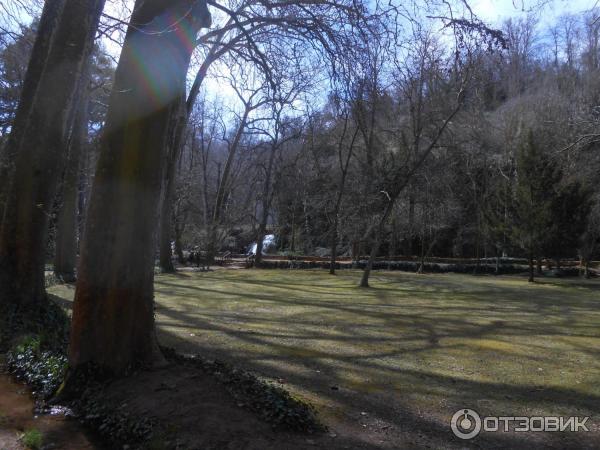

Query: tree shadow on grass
left=158, top=324, right=600, bottom=450
left=153, top=304, right=600, bottom=448
left=50, top=272, right=600, bottom=449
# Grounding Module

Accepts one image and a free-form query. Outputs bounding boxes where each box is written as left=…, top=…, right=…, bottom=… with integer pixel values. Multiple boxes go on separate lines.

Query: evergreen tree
left=512, top=130, right=560, bottom=282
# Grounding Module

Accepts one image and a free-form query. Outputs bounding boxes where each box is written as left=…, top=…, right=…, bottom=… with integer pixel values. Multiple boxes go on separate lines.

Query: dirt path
left=0, top=365, right=101, bottom=450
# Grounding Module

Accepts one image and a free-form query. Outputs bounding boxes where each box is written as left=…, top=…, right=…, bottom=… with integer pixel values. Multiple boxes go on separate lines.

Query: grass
left=21, top=428, right=43, bottom=449
left=49, top=270, right=600, bottom=445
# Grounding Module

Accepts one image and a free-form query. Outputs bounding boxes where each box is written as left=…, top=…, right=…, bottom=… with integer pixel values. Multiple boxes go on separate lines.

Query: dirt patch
left=91, top=363, right=378, bottom=450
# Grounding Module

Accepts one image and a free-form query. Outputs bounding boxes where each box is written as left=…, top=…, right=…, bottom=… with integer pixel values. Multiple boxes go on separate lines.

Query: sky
left=470, top=0, right=596, bottom=25
left=95, top=0, right=600, bottom=117
left=2, top=0, right=598, bottom=117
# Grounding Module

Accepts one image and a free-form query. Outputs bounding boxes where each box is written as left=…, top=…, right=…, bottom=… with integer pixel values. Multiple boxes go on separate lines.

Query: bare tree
left=0, top=0, right=105, bottom=310
left=67, top=0, right=211, bottom=377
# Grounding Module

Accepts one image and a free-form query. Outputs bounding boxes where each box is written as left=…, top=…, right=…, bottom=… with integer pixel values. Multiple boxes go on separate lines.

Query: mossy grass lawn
left=50, top=270, right=600, bottom=447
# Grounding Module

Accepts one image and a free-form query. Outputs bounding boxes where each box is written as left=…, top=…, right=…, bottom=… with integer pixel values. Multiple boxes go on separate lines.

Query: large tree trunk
left=0, top=0, right=67, bottom=218
left=68, top=0, right=211, bottom=376
left=0, top=0, right=104, bottom=310
left=55, top=87, right=89, bottom=282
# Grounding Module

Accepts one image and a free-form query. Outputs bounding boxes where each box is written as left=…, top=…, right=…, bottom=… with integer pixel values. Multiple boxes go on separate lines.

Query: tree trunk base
left=160, top=264, right=176, bottom=274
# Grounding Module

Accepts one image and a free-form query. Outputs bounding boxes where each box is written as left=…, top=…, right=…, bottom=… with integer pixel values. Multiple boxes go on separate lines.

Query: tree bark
left=158, top=96, right=186, bottom=273
left=157, top=36, right=224, bottom=270
left=207, top=109, right=250, bottom=264
left=418, top=231, right=426, bottom=274
left=329, top=222, right=339, bottom=275
left=254, top=141, right=278, bottom=267
left=474, top=214, right=481, bottom=274
left=360, top=200, right=395, bottom=288
left=405, top=190, right=415, bottom=256
left=174, top=223, right=185, bottom=264
left=584, top=259, right=590, bottom=279
left=329, top=123, right=356, bottom=275
left=388, top=218, right=397, bottom=271
left=55, top=86, right=89, bottom=282
left=0, top=0, right=104, bottom=310
left=0, top=0, right=67, bottom=218
left=528, top=254, right=535, bottom=283
left=68, top=0, right=211, bottom=376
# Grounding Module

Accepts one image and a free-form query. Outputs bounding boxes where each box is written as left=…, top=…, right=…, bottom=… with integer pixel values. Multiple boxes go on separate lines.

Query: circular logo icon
left=451, top=409, right=482, bottom=440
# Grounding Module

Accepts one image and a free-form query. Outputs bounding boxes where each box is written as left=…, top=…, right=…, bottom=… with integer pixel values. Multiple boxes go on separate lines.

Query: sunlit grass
left=49, top=269, right=600, bottom=433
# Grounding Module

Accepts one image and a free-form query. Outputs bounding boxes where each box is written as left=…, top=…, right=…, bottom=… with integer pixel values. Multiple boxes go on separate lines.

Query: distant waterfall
left=247, top=234, right=276, bottom=255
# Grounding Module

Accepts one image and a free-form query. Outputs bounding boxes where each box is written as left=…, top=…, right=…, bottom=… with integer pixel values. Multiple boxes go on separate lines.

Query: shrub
left=21, top=429, right=43, bottom=449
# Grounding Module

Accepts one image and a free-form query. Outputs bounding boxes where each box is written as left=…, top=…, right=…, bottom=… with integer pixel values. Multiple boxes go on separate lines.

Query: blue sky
left=471, top=0, right=596, bottom=25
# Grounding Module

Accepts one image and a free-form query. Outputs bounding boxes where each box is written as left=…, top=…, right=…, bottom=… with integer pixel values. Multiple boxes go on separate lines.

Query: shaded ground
left=49, top=270, right=600, bottom=449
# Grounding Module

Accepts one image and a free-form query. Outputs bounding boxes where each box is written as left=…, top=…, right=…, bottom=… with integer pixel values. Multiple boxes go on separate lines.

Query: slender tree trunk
left=254, top=231, right=266, bottom=266
left=55, top=86, right=89, bottom=282
left=207, top=110, right=250, bottom=265
left=329, top=220, right=338, bottom=275
left=174, top=223, right=185, bottom=264
left=360, top=200, right=395, bottom=288
left=418, top=231, right=438, bottom=274
left=0, top=0, right=67, bottom=218
left=329, top=119, right=356, bottom=275
left=406, top=190, right=415, bottom=256
left=254, top=142, right=278, bottom=267
left=351, top=240, right=358, bottom=266
left=360, top=241, right=379, bottom=288
left=158, top=208, right=176, bottom=272
left=418, top=233, right=426, bottom=274
left=388, top=218, right=397, bottom=271
left=158, top=96, right=186, bottom=273
left=67, top=0, right=211, bottom=376
left=584, top=259, right=590, bottom=279
left=290, top=215, right=296, bottom=253
left=528, top=253, right=534, bottom=283
left=474, top=214, right=481, bottom=274
left=0, top=0, right=104, bottom=310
